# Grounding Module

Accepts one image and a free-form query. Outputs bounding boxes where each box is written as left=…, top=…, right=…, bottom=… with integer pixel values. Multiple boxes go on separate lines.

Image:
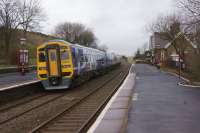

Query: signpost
left=19, top=38, right=29, bottom=75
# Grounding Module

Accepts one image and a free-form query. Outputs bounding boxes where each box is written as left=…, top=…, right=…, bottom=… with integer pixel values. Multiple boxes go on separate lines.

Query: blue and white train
left=37, top=40, right=121, bottom=90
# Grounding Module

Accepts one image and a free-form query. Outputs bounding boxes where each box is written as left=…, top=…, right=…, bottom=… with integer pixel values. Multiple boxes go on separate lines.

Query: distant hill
left=0, top=29, right=56, bottom=65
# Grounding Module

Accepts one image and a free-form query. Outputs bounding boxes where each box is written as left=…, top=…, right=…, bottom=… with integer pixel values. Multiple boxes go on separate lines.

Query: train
left=37, top=40, right=121, bottom=90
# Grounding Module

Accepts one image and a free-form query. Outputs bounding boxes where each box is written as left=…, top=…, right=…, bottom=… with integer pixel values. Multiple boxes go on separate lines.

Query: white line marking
left=162, top=71, right=190, bottom=82
left=0, top=80, right=40, bottom=91
left=132, top=93, right=138, bottom=101
left=178, top=82, right=200, bottom=88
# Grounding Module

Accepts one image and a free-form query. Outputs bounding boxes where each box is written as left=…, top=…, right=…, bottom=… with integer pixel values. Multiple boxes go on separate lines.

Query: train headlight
left=39, top=67, right=46, bottom=70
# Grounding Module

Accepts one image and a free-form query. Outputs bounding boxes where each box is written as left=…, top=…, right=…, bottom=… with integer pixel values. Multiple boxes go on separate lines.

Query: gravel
left=0, top=65, right=127, bottom=133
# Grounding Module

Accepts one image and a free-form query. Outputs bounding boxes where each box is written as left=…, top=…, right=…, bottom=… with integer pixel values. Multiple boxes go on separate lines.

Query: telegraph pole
left=178, top=48, right=181, bottom=81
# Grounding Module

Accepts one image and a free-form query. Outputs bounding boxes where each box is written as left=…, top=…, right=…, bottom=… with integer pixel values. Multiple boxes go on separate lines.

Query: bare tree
left=72, top=23, right=85, bottom=43
left=79, top=29, right=96, bottom=46
left=55, top=22, right=78, bottom=43
left=18, top=0, right=45, bottom=37
left=0, top=0, right=44, bottom=56
left=149, top=14, right=183, bottom=54
left=148, top=13, right=195, bottom=67
left=178, top=0, right=200, bottom=23
left=55, top=22, right=97, bottom=47
left=55, top=22, right=72, bottom=41
left=177, top=0, right=200, bottom=52
left=0, top=0, right=21, bottom=55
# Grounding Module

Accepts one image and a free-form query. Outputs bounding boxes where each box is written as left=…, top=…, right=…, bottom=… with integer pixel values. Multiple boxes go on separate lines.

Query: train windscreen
left=39, top=52, right=46, bottom=62
left=61, top=50, right=69, bottom=60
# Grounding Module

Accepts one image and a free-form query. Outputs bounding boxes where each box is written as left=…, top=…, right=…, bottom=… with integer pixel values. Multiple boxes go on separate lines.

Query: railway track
left=0, top=76, right=112, bottom=128
left=0, top=93, right=69, bottom=125
left=30, top=65, right=129, bottom=133
left=0, top=64, right=129, bottom=133
left=0, top=93, right=47, bottom=112
left=0, top=70, right=117, bottom=126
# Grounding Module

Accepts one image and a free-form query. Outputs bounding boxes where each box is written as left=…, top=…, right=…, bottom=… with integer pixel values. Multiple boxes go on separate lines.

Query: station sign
left=145, top=51, right=152, bottom=57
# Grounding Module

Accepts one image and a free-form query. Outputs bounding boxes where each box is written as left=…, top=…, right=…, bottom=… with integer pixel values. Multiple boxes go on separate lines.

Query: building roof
left=164, top=32, right=197, bottom=49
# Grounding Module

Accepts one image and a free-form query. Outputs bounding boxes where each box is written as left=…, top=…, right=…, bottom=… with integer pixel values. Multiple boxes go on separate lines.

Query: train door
left=77, top=49, right=80, bottom=74
left=48, top=49, right=59, bottom=77
left=75, top=48, right=82, bottom=75
left=79, top=49, right=84, bottom=68
left=71, top=47, right=78, bottom=76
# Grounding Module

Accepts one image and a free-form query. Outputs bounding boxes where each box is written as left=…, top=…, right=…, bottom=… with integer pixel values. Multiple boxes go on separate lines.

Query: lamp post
left=178, top=48, right=181, bottom=81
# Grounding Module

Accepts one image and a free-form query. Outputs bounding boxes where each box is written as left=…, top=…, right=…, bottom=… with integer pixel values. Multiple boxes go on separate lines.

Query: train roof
left=72, top=43, right=105, bottom=54
left=38, top=40, right=105, bottom=54
left=37, top=40, right=70, bottom=49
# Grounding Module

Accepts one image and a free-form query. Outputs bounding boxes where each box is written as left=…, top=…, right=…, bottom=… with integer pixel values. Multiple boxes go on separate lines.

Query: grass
left=0, top=58, right=36, bottom=69
left=0, top=64, right=17, bottom=68
left=161, top=66, right=200, bottom=84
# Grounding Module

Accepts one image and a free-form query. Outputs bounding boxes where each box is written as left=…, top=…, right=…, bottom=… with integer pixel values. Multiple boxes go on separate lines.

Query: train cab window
left=39, top=52, right=46, bottom=62
left=61, top=50, right=69, bottom=60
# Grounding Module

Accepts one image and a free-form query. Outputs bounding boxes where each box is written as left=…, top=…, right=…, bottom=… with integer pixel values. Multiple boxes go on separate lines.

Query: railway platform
left=88, top=64, right=136, bottom=133
left=0, top=71, right=38, bottom=91
left=126, top=64, right=200, bottom=133
left=88, top=63, right=200, bottom=133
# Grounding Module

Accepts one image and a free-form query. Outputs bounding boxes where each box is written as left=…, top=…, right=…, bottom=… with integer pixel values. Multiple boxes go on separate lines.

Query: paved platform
left=0, top=71, right=38, bottom=91
left=88, top=64, right=136, bottom=133
left=126, top=64, right=200, bottom=133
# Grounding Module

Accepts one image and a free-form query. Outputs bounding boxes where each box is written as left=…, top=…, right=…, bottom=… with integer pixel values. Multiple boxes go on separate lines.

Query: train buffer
left=0, top=71, right=39, bottom=91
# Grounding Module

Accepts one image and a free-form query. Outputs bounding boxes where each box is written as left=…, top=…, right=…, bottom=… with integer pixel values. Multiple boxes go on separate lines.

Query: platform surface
left=126, top=64, right=200, bottom=133
left=88, top=64, right=135, bottom=133
left=0, top=71, right=37, bottom=91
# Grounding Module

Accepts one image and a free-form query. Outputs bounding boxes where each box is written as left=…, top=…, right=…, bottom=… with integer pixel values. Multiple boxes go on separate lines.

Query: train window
left=85, top=56, right=88, bottom=62
left=50, top=52, right=57, bottom=61
left=61, top=50, right=69, bottom=60
left=39, top=48, right=45, bottom=51
left=60, top=46, right=68, bottom=49
left=39, top=52, right=46, bottom=62
left=80, top=54, right=85, bottom=62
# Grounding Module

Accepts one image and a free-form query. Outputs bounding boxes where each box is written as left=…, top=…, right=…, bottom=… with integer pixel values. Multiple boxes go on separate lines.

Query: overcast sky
left=41, top=0, right=174, bottom=56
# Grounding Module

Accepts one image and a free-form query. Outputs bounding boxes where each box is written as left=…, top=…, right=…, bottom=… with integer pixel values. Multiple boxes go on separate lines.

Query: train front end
left=37, top=41, right=73, bottom=90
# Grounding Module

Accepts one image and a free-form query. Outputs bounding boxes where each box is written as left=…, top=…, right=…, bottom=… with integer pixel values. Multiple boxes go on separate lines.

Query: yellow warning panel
left=48, top=49, right=59, bottom=76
